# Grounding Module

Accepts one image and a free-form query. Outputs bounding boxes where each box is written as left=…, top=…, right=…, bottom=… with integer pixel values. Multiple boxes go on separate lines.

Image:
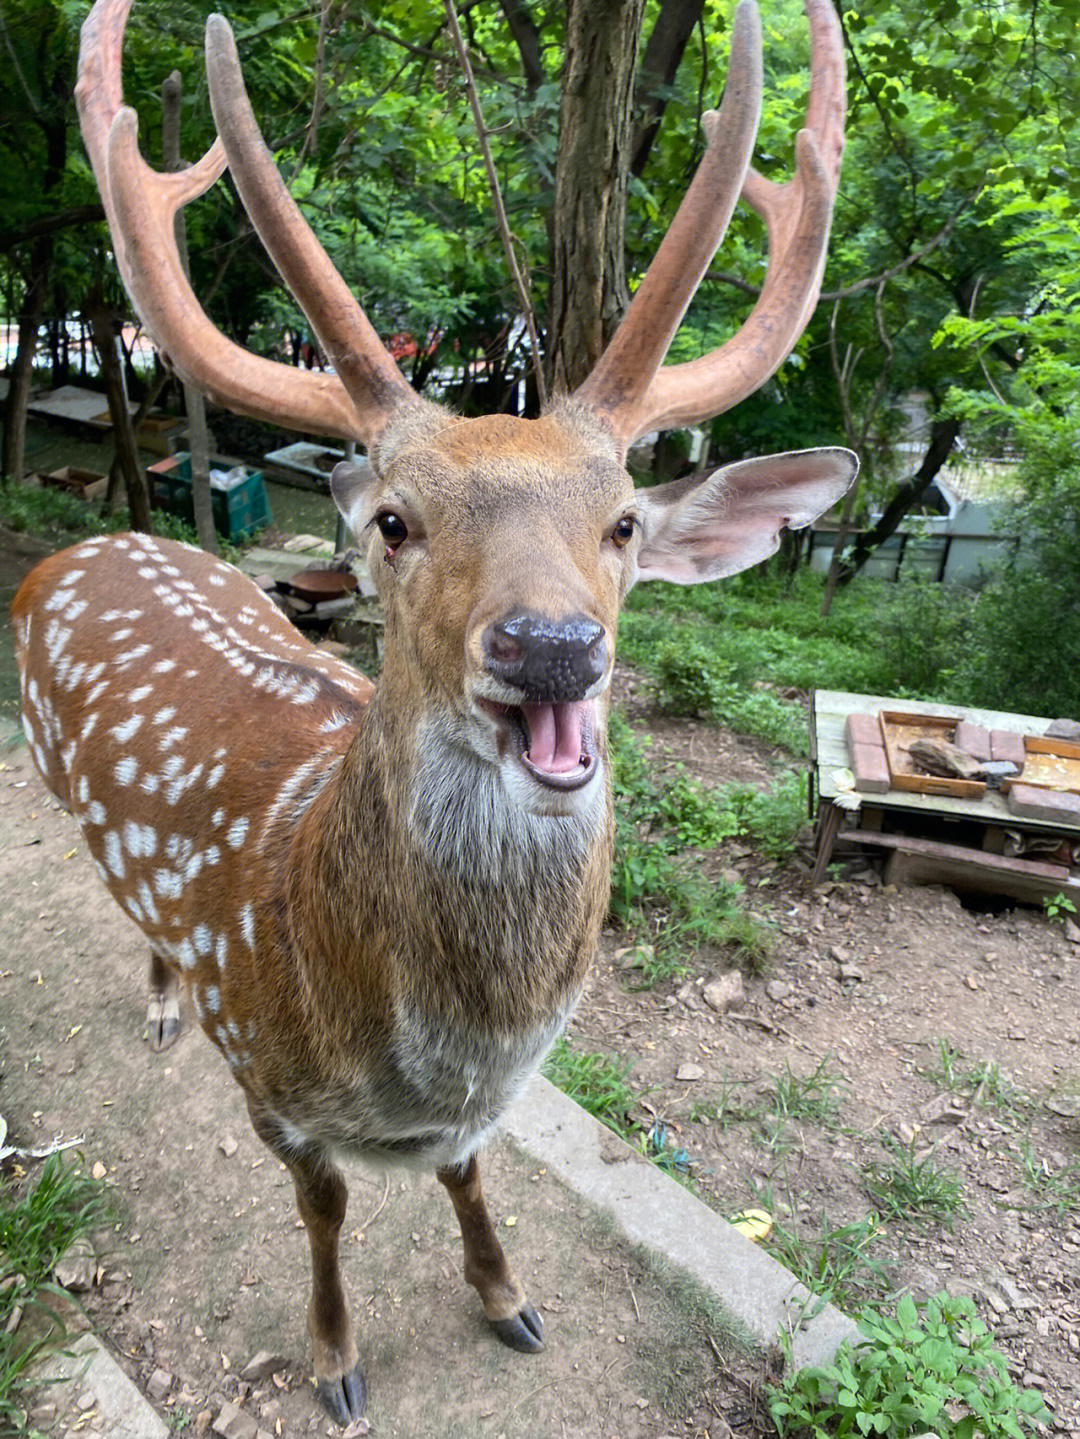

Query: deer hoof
left=490, top=1300, right=544, bottom=1353
left=145, top=995, right=181, bottom=1053
left=315, top=1364, right=367, bottom=1426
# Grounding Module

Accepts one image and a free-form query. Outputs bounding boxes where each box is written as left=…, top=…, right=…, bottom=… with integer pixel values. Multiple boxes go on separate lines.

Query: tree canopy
left=2, top=0, right=1079, bottom=574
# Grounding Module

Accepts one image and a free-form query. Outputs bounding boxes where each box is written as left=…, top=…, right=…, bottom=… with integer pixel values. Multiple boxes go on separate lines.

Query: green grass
left=542, top=1037, right=697, bottom=1188
left=919, top=1039, right=1032, bottom=1122
left=0, top=481, right=245, bottom=563
left=0, top=1154, right=111, bottom=1432
left=756, top=1058, right=847, bottom=1153
left=608, top=711, right=777, bottom=983
left=1017, top=1141, right=1080, bottom=1218
left=759, top=1204, right=889, bottom=1309
left=861, top=1135, right=968, bottom=1229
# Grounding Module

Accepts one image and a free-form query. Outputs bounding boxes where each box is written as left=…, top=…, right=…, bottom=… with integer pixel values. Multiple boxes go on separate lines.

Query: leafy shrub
left=770, top=1292, right=1050, bottom=1439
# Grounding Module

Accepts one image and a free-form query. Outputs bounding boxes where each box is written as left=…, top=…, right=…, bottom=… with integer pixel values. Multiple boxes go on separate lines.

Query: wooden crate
left=878, top=709, right=986, bottom=800
left=1001, top=736, right=1080, bottom=795
left=42, top=465, right=108, bottom=501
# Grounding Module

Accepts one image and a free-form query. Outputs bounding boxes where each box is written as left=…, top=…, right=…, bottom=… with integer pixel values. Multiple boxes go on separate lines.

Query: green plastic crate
left=147, top=452, right=272, bottom=539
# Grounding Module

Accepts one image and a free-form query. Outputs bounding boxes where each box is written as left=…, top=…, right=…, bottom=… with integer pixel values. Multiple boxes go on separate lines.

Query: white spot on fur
left=239, top=904, right=255, bottom=951
left=104, top=831, right=125, bottom=878
left=87, top=801, right=106, bottom=826
left=226, top=816, right=249, bottom=849
left=111, top=714, right=144, bottom=744
left=193, top=924, right=213, bottom=955
left=205, top=985, right=222, bottom=1013
left=215, top=933, right=227, bottom=968
left=154, top=870, right=183, bottom=900
left=115, top=756, right=139, bottom=787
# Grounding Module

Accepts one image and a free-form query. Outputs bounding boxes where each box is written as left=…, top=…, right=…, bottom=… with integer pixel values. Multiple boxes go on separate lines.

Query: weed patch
left=861, top=1135, right=968, bottom=1229
left=771, top=1291, right=1049, bottom=1439
left=0, top=1154, right=111, bottom=1432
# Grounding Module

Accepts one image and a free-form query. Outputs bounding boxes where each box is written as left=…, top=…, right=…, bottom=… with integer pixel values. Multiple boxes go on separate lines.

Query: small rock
left=676, top=1062, right=705, bottom=1082
left=1046, top=718, right=1080, bottom=740
left=218, top=1134, right=239, bottom=1158
left=91, top=1160, right=107, bottom=1180
left=55, top=1237, right=96, bottom=1292
left=838, top=963, right=865, bottom=983
left=241, top=1351, right=289, bottom=1383
left=147, top=1367, right=173, bottom=1403
left=675, top=981, right=700, bottom=1010
left=1063, top=917, right=1080, bottom=945
left=828, top=944, right=850, bottom=965
left=703, top=971, right=744, bottom=1013
left=765, top=979, right=792, bottom=1001
left=195, top=1413, right=214, bottom=1439
left=213, top=1401, right=258, bottom=1439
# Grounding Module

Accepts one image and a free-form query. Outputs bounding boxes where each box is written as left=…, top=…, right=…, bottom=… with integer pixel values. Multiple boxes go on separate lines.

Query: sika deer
left=12, top=0, right=855, bottom=1423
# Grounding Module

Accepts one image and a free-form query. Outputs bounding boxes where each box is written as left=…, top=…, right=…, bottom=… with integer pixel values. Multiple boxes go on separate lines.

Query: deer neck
left=285, top=679, right=614, bottom=1040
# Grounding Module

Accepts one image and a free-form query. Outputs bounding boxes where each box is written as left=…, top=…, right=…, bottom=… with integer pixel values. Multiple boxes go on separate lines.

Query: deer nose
left=483, top=612, right=608, bottom=702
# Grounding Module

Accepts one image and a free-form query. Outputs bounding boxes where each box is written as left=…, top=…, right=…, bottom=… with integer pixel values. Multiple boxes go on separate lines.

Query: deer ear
left=330, top=459, right=378, bottom=536
left=633, top=447, right=858, bottom=584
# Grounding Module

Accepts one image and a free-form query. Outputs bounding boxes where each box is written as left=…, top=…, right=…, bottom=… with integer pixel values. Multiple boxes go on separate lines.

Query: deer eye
left=611, top=515, right=637, bottom=549
left=376, top=512, right=408, bottom=547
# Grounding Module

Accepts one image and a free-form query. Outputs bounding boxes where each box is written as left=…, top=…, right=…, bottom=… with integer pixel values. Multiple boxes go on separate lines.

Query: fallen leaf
left=63, top=848, right=78, bottom=860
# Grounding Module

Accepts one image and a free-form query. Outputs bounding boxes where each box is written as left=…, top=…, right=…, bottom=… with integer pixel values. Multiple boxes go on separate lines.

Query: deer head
left=76, top=0, right=854, bottom=815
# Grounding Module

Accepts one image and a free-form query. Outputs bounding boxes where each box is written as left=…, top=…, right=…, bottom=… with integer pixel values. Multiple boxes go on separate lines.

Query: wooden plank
left=838, top=828, right=1069, bottom=878
left=837, top=829, right=1076, bottom=905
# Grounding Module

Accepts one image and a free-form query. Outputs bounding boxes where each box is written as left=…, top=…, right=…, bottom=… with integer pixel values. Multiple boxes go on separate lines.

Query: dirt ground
left=2, top=525, right=1078, bottom=1439
left=577, top=689, right=1080, bottom=1438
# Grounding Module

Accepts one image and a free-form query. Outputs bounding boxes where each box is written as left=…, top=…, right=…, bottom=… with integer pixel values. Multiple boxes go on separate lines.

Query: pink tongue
left=522, top=701, right=589, bottom=774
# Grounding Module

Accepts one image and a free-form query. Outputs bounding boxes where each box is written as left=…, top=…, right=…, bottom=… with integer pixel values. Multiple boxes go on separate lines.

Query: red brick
left=845, top=711, right=882, bottom=753
left=954, top=720, right=991, bottom=761
left=851, top=741, right=890, bottom=794
left=1006, top=783, right=1080, bottom=823
left=990, top=729, right=1026, bottom=769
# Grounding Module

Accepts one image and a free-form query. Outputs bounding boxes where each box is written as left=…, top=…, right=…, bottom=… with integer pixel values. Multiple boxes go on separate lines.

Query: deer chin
left=477, top=697, right=599, bottom=792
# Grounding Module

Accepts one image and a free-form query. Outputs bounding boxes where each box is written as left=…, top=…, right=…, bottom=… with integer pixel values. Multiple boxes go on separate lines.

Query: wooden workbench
left=810, top=690, right=1080, bottom=902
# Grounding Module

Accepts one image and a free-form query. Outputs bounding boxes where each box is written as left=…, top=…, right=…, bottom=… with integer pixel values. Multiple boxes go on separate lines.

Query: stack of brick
left=845, top=711, right=890, bottom=794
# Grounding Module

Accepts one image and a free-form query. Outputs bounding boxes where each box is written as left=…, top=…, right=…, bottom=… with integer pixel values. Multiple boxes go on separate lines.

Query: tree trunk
left=88, top=295, right=152, bottom=533
left=163, top=71, right=217, bottom=553
left=548, top=0, right=646, bottom=394
left=834, top=416, right=961, bottom=590
left=631, top=0, right=706, bottom=177
left=1, top=251, right=48, bottom=483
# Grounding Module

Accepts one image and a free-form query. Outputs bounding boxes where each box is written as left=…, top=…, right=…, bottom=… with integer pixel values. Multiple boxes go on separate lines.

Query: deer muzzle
left=480, top=612, right=608, bottom=790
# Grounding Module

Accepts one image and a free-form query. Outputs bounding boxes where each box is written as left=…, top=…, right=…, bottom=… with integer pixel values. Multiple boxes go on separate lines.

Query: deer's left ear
left=633, top=447, right=858, bottom=585
left=330, top=459, right=378, bottom=535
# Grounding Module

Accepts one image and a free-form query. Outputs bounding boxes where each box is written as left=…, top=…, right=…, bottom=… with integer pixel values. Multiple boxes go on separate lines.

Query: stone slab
left=502, top=1075, right=859, bottom=1371
left=32, top=1332, right=169, bottom=1439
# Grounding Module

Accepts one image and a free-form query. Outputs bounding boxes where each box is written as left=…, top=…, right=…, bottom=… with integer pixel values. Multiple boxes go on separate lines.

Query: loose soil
left=2, top=527, right=1078, bottom=1439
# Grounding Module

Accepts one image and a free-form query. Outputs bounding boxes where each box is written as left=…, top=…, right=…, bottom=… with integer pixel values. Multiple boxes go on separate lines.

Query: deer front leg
left=145, top=950, right=180, bottom=1052
left=437, top=1152, right=544, bottom=1353
left=247, top=1105, right=365, bottom=1426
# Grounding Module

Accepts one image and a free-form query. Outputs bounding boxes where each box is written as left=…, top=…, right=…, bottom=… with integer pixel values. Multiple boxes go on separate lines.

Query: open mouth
left=478, top=698, right=598, bottom=791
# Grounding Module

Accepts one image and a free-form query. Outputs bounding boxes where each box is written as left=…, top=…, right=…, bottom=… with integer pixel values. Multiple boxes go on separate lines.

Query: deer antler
left=573, top=0, right=846, bottom=450
left=76, top=0, right=421, bottom=447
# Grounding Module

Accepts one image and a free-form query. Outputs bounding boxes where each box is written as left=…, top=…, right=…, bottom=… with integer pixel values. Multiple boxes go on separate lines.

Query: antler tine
left=76, top=0, right=406, bottom=445
left=572, top=0, right=763, bottom=434
left=204, top=14, right=421, bottom=443
left=574, top=0, right=846, bottom=453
